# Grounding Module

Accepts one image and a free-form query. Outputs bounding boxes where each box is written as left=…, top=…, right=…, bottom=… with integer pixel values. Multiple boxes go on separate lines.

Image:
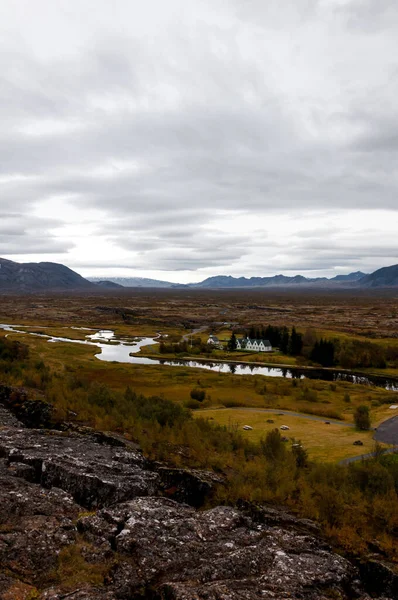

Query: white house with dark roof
left=207, top=334, right=223, bottom=349
left=236, top=337, right=272, bottom=352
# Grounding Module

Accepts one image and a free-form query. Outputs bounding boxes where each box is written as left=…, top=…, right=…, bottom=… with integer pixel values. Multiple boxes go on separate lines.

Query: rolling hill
left=190, top=271, right=368, bottom=289
left=88, top=276, right=175, bottom=288
left=359, top=264, right=398, bottom=288
left=2, top=257, right=397, bottom=291
left=0, top=258, right=94, bottom=292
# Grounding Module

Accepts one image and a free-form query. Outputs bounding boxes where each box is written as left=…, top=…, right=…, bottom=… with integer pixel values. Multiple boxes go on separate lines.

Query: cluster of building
left=207, top=335, right=273, bottom=352
left=236, top=337, right=272, bottom=352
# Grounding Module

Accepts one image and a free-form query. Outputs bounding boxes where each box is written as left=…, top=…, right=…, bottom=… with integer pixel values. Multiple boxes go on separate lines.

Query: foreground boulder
left=79, top=496, right=374, bottom=600
left=0, top=427, right=159, bottom=508
left=0, top=460, right=79, bottom=591
left=0, top=408, right=395, bottom=599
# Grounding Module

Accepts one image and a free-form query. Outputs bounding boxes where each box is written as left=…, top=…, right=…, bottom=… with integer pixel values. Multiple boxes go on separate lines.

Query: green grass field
left=3, top=323, right=397, bottom=463
left=194, top=408, right=378, bottom=462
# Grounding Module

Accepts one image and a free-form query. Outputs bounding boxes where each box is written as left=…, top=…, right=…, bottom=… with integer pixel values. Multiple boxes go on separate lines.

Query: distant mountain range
left=189, top=271, right=368, bottom=289
left=0, top=258, right=94, bottom=292
left=92, top=270, right=370, bottom=289
left=88, top=276, right=173, bottom=288
left=1, top=258, right=397, bottom=291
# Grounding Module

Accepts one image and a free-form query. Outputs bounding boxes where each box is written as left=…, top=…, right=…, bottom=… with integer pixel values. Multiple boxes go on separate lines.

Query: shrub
left=125, top=387, right=191, bottom=426
left=260, top=429, right=286, bottom=462
left=291, top=439, right=308, bottom=469
left=354, top=405, right=371, bottom=430
left=190, top=388, right=206, bottom=402
left=301, top=387, right=318, bottom=403
left=0, top=336, right=29, bottom=361
left=88, top=382, right=115, bottom=408
left=185, top=399, right=201, bottom=409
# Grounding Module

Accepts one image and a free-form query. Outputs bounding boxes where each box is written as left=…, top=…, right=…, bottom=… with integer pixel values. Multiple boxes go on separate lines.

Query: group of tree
left=242, top=325, right=303, bottom=356
left=159, top=338, right=211, bottom=355
left=241, top=324, right=393, bottom=370
left=337, top=340, right=387, bottom=369
left=310, top=339, right=335, bottom=367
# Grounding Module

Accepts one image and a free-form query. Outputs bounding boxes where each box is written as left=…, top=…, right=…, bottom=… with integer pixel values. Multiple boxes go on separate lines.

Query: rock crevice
left=0, top=404, right=396, bottom=599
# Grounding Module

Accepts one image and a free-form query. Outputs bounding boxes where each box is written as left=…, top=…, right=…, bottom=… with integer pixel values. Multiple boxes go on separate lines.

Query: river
left=1, top=324, right=397, bottom=391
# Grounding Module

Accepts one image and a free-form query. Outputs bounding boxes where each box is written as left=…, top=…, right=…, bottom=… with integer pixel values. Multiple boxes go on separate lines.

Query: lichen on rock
left=0, top=402, right=395, bottom=600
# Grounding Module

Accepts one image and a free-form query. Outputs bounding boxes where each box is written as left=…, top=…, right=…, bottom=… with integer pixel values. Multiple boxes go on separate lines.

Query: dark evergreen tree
left=280, top=327, right=290, bottom=353
left=310, top=338, right=335, bottom=367
left=227, top=332, right=237, bottom=351
left=288, top=327, right=303, bottom=356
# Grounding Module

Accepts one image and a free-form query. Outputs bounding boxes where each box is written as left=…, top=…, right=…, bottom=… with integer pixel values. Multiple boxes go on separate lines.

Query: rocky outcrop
left=0, top=405, right=24, bottom=428
left=155, top=465, right=224, bottom=507
left=80, top=496, right=365, bottom=600
left=358, top=559, right=398, bottom=599
left=0, top=460, right=78, bottom=589
left=0, top=384, right=54, bottom=428
left=0, top=427, right=159, bottom=509
left=0, top=405, right=395, bottom=599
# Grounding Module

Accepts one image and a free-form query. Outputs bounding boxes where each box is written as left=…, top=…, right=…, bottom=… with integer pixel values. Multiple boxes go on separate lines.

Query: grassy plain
left=2, top=288, right=398, bottom=565
left=0, top=286, right=397, bottom=334
left=1, top=288, right=397, bottom=463
left=195, top=408, right=375, bottom=462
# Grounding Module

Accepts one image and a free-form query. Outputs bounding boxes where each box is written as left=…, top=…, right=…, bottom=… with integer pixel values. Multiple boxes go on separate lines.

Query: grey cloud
left=0, top=214, right=71, bottom=255
left=0, top=239, right=70, bottom=254
left=333, top=0, right=398, bottom=32
left=0, top=1, right=397, bottom=274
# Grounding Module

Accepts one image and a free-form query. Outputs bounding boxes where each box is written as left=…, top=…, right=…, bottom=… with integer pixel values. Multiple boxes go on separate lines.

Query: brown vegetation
left=1, top=289, right=398, bottom=566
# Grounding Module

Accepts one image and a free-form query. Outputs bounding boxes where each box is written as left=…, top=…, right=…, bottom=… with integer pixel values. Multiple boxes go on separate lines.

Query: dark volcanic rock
left=0, top=573, right=39, bottom=599
left=40, top=588, right=117, bottom=599
left=0, top=427, right=159, bottom=508
left=0, top=461, right=79, bottom=585
left=79, top=496, right=386, bottom=600
left=155, top=465, right=224, bottom=507
left=358, top=559, right=398, bottom=598
left=0, top=404, right=24, bottom=428
left=0, top=384, right=54, bottom=428
left=0, top=421, right=394, bottom=599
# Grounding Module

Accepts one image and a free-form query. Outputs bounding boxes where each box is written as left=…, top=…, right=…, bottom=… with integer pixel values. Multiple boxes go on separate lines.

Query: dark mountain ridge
left=1, top=257, right=397, bottom=291
left=190, top=271, right=369, bottom=289
left=359, top=264, right=398, bottom=288
left=92, top=271, right=368, bottom=289
left=0, top=258, right=94, bottom=291
left=89, top=276, right=174, bottom=288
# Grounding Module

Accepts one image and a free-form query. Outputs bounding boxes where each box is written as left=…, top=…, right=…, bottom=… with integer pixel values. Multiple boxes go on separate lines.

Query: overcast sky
left=1, top=0, right=397, bottom=282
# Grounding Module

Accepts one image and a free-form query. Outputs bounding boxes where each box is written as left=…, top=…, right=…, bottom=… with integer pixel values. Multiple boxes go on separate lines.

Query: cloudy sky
left=1, top=0, right=397, bottom=283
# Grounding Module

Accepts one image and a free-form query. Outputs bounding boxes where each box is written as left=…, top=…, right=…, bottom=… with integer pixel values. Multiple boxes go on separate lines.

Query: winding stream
left=1, top=323, right=397, bottom=391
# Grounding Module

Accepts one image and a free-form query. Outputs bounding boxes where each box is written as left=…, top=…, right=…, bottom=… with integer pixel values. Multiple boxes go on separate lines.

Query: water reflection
left=1, top=323, right=397, bottom=391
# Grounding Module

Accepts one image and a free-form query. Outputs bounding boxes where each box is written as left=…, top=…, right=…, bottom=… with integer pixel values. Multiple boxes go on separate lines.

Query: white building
left=236, top=337, right=272, bottom=352
left=207, top=334, right=223, bottom=349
